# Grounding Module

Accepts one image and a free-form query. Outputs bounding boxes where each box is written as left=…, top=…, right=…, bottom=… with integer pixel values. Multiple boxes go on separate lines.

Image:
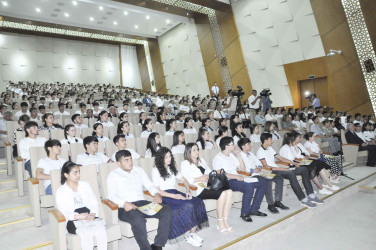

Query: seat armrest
left=17, top=156, right=23, bottom=162
left=28, top=177, right=39, bottom=185
left=177, top=183, right=198, bottom=191
left=322, top=152, right=330, bottom=155
left=343, top=143, right=359, bottom=147
left=262, top=166, right=272, bottom=171
left=295, top=158, right=303, bottom=162
left=237, top=171, right=251, bottom=176
left=275, top=161, right=289, bottom=166
left=48, top=209, right=66, bottom=223
left=143, top=191, right=154, bottom=197
left=101, top=199, right=118, bottom=210
left=6, top=142, right=11, bottom=146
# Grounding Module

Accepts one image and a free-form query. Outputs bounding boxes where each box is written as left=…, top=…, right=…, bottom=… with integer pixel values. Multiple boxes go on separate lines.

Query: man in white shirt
left=238, top=138, right=286, bottom=214
left=248, top=90, right=261, bottom=111
left=71, top=114, right=88, bottom=135
left=19, top=121, right=48, bottom=177
left=155, top=95, right=164, bottom=108
left=225, top=90, right=237, bottom=116
left=211, top=82, right=219, bottom=98
left=213, top=105, right=226, bottom=120
left=14, top=102, right=30, bottom=120
left=213, top=136, right=267, bottom=221
left=75, top=103, right=87, bottom=116
left=257, top=133, right=322, bottom=208
left=35, top=139, right=67, bottom=195
left=29, top=108, right=40, bottom=122
left=179, top=100, right=190, bottom=113
left=53, top=103, right=70, bottom=118
left=76, top=136, right=112, bottom=168
left=0, top=111, right=12, bottom=143
left=111, top=134, right=141, bottom=161
left=107, top=150, right=172, bottom=250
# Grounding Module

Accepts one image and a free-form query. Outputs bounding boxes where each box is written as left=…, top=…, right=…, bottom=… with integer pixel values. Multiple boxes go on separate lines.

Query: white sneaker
left=190, top=233, right=203, bottom=243
left=329, top=176, right=340, bottom=183
left=185, top=234, right=202, bottom=247
left=319, top=188, right=333, bottom=195
left=323, top=184, right=340, bottom=191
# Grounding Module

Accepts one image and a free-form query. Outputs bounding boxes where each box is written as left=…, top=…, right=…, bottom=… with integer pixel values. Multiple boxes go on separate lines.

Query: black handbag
left=207, top=169, right=229, bottom=190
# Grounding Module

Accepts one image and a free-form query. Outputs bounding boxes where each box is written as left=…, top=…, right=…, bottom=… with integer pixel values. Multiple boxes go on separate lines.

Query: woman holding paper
left=152, top=147, right=208, bottom=247
left=55, top=161, right=108, bottom=250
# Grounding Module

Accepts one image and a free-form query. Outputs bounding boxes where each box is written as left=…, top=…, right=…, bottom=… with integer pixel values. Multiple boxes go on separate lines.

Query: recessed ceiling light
left=64, top=13, right=69, bottom=17
left=113, top=21, right=117, bottom=25
left=146, top=15, right=150, bottom=20
left=123, top=11, right=128, bottom=15
left=90, top=17, right=94, bottom=21
left=154, top=28, right=158, bottom=32
left=72, top=1, right=77, bottom=6
left=134, top=25, right=138, bottom=29
left=166, top=19, right=170, bottom=24
left=35, top=7, right=41, bottom=13
left=99, top=6, right=103, bottom=10
left=2, top=1, right=8, bottom=7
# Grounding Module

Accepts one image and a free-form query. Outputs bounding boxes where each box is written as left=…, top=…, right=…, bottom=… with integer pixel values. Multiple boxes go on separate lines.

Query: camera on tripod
left=260, top=89, right=272, bottom=97
left=232, top=86, right=245, bottom=97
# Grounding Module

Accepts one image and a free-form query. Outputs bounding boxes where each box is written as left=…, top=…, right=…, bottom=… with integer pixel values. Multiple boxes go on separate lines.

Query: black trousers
left=360, top=145, right=376, bottom=166
left=118, top=200, right=172, bottom=250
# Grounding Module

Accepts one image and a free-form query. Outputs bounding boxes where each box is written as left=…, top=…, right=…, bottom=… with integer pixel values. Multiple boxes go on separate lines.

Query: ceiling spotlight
left=35, top=7, right=41, bottom=13
left=166, top=19, right=170, bottom=24
left=72, top=1, right=77, bottom=6
left=64, top=13, right=69, bottom=17
left=135, top=25, right=138, bottom=29
left=113, top=21, right=118, bottom=25
left=99, top=6, right=103, bottom=11
left=327, top=49, right=342, bottom=57
left=146, top=15, right=150, bottom=20
left=90, top=17, right=94, bottom=21
left=124, top=11, right=128, bottom=15
left=2, top=1, right=8, bottom=6
left=154, top=28, right=158, bottom=32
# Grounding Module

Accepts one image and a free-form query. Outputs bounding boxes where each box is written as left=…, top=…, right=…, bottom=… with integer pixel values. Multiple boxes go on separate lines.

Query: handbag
left=207, top=169, right=230, bottom=191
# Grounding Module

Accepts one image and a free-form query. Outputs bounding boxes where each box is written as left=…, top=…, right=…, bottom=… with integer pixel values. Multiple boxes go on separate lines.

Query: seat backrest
left=62, top=115, right=72, bottom=126
left=30, top=146, right=48, bottom=177
left=82, top=118, right=89, bottom=127
left=111, top=117, right=120, bottom=127
left=173, top=153, right=185, bottom=171
left=139, top=157, right=155, bottom=180
left=70, top=143, right=85, bottom=162
left=341, top=130, right=347, bottom=144
left=211, top=121, right=219, bottom=131
left=307, top=123, right=313, bottom=132
left=161, top=135, right=173, bottom=148
left=108, top=126, right=117, bottom=139
left=98, top=141, right=105, bottom=154
left=155, top=123, right=166, bottom=135
left=6, top=121, right=20, bottom=143
left=105, top=140, right=117, bottom=158
left=98, top=162, right=119, bottom=200
left=50, top=164, right=104, bottom=217
left=50, top=129, right=65, bottom=140
left=39, top=130, right=50, bottom=140
left=193, top=122, right=201, bottom=133
left=272, top=138, right=282, bottom=153
left=60, top=143, right=69, bottom=161
left=81, top=127, right=93, bottom=138
left=176, top=123, right=184, bottom=131
left=16, top=130, right=25, bottom=154
left=103, top=126, right=110, bottom=138
left=134, top=125, right=142, bottom=137
left=277, top=118, right=282, bottom=130
left=185, top=133, right=197, bottom=143
left=136, top=137, right=148, bottom=156
left=243, top=128, right=251, bottom=138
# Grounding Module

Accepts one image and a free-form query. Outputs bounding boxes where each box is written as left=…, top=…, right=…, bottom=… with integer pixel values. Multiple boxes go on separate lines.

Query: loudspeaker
left=364, top=59, right=375, bottom=73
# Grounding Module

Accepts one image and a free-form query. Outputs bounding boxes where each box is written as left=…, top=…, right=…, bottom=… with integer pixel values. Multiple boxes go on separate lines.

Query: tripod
left=338, top=132, right=355, bottom=180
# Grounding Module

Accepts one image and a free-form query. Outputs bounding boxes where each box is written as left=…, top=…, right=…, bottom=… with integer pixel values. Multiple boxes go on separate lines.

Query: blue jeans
left=45, top=184, right=52, bottom=195
left=25, top=160, right=32, bottom=178
left=228, top=177, right=267, bottom=215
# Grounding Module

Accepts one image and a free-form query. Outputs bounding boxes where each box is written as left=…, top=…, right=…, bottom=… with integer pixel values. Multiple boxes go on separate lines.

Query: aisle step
left=0, top=187, right=18, bottom=200
left=0, top=179, right=16, bottom=189
left=0, top=205, right=31, bottom=220
left=359, top=179, right=376, bottom=193
left=0, top=214, right=34, bottom=234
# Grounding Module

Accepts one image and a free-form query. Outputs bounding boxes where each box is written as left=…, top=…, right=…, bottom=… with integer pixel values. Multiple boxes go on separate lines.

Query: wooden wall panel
left=148, top=40, right=167, bottom=94
left=360, top=0, right=376, bottom=56
left=136, top=45, right=151, bottom=91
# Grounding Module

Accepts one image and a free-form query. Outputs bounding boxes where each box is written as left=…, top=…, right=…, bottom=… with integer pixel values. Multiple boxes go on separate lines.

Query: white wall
left=120, top=45, right=142, bottom=89
left=158, top=21, right=210, bottom=96
left=0, top=32, right=121, bottom=86
left=232, top=0, right=325, bottom=107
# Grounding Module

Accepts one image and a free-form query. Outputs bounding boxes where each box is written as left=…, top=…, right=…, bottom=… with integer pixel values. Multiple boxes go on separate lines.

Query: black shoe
left=249, top=210, right=267, bottom=217
left=240, top=213, right=253, bottom=222
left=267, top=205, right=279, bottom=214
left=151, top=244, right=162, bottom=250
left=274, top=201, right=289, bottom=210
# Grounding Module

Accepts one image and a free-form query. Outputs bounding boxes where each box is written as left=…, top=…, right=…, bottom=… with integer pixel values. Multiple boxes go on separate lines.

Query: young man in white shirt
left=212, top=136, right=267, bottom=222
left=238, top=138, right=287, bottom=214
left=14, top=102, right=30, bottom=120
left=248, top=90, right=261, bottom=112
left=257, top=133, right=323, bottom=208
left=36, top=139, right=67, bottom=195
left=111, top=134, right=141, bottom=161
left=71, top=114, right=88, bottom=135
left=107, top=150, right=172, bottom=250
left=76, top=136, right=112, bottom=168
left=213, top=105, right=226, bottom=120
left=19, top=121, right=48, bottom=177
left=53, top=103, right=70, bottom=118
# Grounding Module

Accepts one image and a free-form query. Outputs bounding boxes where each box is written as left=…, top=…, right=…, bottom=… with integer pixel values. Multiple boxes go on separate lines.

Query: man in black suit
left=345, top=123, right=376, bottom=166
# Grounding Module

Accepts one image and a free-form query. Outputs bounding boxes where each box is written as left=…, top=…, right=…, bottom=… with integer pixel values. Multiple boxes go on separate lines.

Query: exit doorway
left=299, top=77, right=329, bottom=108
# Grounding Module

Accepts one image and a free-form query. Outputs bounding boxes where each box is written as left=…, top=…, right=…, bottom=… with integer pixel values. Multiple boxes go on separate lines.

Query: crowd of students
left=1, top=81, right=375, bottom=250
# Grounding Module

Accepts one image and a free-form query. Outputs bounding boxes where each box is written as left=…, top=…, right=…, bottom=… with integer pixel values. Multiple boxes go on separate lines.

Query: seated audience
left=311, top=116, right=342, bottom=155
left=165, top=119, right=177, bottom=136
left=60, top=124, right=83, bottom=145
left=264, top=121, right=281, bottom=140
left=145, top=132, right=161, bottom=158
left=249, top=124, right=261, bottom=143
left=92, top=123, right=109, bottom=143
left=71, top=114, right=88, bottom=135
left=196, top=128, right=216, bottom=150
left=76, top=136, right=112, bottom=168
left=254, top=110, right=266, bottom=125
left=183, top=117, right=197, bottom=134
left=141, top=118, right=155, bottom=138
left=111, top=134, right=140, bottom=161
left=117, top=121, right=134, bottom=139
left=215, top=126, right=229, bottom=147
left=171, top=131, right=186, bottom=154
left=232, top=122, right=246, bottom=146
left=39, top=113, right=63, bottom=133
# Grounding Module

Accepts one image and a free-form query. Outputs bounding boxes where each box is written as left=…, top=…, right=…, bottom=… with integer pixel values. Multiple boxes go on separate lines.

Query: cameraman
left=262, top=92, right=273, bottom=112
left=248, top=90, right=261, bottom=117
left=225, top=90, right=237, bottom=116
left=310, top=94, right=320, bottom=108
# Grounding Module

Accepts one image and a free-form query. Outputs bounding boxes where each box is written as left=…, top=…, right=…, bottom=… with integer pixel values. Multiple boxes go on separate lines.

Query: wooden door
left=299, top=77, right=328, bottom=108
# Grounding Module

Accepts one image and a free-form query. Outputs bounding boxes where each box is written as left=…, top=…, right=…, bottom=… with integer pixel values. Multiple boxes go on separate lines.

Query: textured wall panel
left=19, top=35, right=36, bottom=51
left=52, top=39, right=67, bottom=53
left=36, top=37, right=52, bottom=52
left=0, top=33, right=19, bottom=49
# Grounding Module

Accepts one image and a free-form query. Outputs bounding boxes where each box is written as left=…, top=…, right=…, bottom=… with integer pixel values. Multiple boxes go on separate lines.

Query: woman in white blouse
left=292, top=114, right=306, bottom=131
left=156, top=111, right=167, bottom=124
left=140, top=119, right=154, bottom=138
left=265, top=108, right=277, bottom=122
left=96, top=111, right=114, bottom=127
left=92, top=123, right=109, bottom=143
left=201, top=118, right=213, bottom=132
left=181, top=143, right=233, bottom=233
left=56, top=161, right=107, bottom=250
left=138, top=112, right=147, bottom=126
left=264, top=121, right=281, bottom=140
left=196, top=128, right=216, bottom=150
left=61, top=124, right=83, bottom=145
left=249, top=124, right=261, bottom=143
left=303, top=132, right=342, bottom=183
left=117, top=121, right=134, bottom=139
left=165, top=119, right=177, bottom=136
left=363, top=122, right=375, bottom=141
left=171, top=131, right=186, bottom=154
left=215, top=126, right=229, bottom=147
left=152, top=147, right=208, bottom=247
left=231, top=122, right=246, bottom=147
left=183, top=117, right=197, bottom=134
left=145, top=132, right=161, bottom=158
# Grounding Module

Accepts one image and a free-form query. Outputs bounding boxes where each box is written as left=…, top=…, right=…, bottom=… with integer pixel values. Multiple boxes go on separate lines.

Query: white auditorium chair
left=341, top=130, right=368, bottom=166
left=48, top=165, right=121, bottom=250
left=69, top=143, right=85, bottom=163
left=136, top=137, right=148, bottom=157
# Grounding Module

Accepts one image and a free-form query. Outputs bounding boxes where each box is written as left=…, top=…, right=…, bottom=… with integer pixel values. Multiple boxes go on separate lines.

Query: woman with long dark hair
left=201, top=118, right=213, bottom=132
left=92, top=123, right=109, bottom=142
left=152, top=147, right=208, bottom=246
left=140, top=119, right=154, bottom=138
left=145, top=132, right=161, bottom=158
left=117, top=121, right=134, bottom=139
left=249, top=124, right=261, bottom=143
left=61, top=124, right=83, bottom=145
left=231, top=122, right=246, bottom=146
left=215, top=126, right=229, bottom=147
left=156, top=111, right=167, bottom=124
left=171, top=131, right=186, bottom=154
left=183, top=117, right=197, bottom=134
left=39, top=113, right=63, bottom=133
left=192, top=110, right=202, bottom=122
left=96, top=110, right=114, bottom=127
left=56, top=161, right=107, bottom=250
left=165, top=119, right=177, bottom=136
left=138, top=112, right=147, bottom=125
left=196, top=128, right=216, bottom=150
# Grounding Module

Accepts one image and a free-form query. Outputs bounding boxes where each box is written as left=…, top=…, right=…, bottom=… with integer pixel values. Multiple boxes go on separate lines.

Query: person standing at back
left=211, top=82, right=219, bottom=98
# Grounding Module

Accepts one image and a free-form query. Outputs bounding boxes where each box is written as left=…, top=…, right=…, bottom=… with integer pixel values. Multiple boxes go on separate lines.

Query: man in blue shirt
left=311, top=94, right=320, bottom=108
left=143, top=94, right=152, bottom=107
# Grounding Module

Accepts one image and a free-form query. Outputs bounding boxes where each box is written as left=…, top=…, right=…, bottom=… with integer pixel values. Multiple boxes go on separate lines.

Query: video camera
left=260, top=89, right=272, bottom=97
left=232, top=86, right=245, bottom=97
